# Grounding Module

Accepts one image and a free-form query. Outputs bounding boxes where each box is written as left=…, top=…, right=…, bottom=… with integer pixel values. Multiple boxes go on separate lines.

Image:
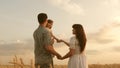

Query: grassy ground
left=0, top=64, right=120, bottom=68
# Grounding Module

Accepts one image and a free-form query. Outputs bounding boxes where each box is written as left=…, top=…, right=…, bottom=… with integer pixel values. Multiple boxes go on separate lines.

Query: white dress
left=68, top=36, right=88, bottom=68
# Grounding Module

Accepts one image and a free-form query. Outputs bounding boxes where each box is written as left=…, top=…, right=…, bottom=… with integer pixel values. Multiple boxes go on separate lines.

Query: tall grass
left=1, top=64, right=120, bottom=68
left=0, top=56, right=120, bottom=68
left=8, top=55, right=34, bottom=68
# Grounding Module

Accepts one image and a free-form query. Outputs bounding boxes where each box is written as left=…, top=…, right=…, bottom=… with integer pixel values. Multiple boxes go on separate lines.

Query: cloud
left=101, top=0, right=120, bottom=19
left=112, top=46, right=120, bottom=52
left=0, top=39, right=34, bottom=56
left=87, top=22, right=120, bottom=44
left=0, top=38, right=68, bottom=56
left=87, top=32, right=114, bottom=44
left=86, top=50, right=100, bottom=55
left=0, top=40, right=6, bottom=44
left=48, top=0, right=84, bottom=15
left=102, top=0, right=120, bottom=8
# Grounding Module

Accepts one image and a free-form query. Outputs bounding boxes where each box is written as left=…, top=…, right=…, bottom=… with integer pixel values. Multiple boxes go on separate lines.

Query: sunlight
left=113, top=16, right=120, bottom=22
left=16, top=40, right=21, bottom=43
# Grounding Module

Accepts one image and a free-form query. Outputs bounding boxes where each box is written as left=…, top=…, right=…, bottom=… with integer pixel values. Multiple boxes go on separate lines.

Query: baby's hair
left=48, top=19, right=53, bottom=23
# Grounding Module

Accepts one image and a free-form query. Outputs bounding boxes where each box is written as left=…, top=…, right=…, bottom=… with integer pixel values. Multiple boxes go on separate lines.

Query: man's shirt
left=33, top=26, right=52, bottom=64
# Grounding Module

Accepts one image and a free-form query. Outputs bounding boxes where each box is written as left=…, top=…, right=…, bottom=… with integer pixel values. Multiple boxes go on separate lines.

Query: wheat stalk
left=8, top=55, right=25, bottom=68
left=30, top=59, right=34, bottom=68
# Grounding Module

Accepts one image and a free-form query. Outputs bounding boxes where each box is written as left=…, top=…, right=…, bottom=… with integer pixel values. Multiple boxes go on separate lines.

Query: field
left=1, top=56, right=120, bottom=68
left=0, top=64, right=120, bottom=68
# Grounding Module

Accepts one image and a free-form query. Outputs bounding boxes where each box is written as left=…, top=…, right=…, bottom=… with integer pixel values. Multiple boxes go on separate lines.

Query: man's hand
left=51, top=38, right=54, bottom=45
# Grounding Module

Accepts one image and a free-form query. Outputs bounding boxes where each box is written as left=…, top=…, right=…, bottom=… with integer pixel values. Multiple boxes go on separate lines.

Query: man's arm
left=43, top=30, right=62, bottom=59
left=45, top=45, right=61, bottom=59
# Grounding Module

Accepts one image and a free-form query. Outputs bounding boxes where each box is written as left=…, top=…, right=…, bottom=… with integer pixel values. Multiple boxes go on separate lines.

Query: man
left=33, top=13, right=61, bottom=68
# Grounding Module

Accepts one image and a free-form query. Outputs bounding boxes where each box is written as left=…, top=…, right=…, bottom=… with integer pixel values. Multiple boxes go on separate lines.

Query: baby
left=46, top=19, right=60, bottom=44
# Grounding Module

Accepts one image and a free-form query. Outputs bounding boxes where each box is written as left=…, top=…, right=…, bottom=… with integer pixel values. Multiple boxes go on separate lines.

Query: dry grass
left=89, top=64, right=120, bottom=68
left=0, top=64, right=120, bottom=68
left=0, top=56, right=120, bottom=68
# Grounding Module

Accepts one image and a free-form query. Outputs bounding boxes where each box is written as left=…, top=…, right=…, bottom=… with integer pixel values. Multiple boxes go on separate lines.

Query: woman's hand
left=58, top=57, right=64, bottom=60
left=56, top=39, right=64, bottom=43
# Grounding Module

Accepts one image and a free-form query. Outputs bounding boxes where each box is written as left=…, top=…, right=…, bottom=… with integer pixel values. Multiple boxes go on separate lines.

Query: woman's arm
left=61, top=48, right=75, bottom=59
left=61, top=40, right=70, bottom=47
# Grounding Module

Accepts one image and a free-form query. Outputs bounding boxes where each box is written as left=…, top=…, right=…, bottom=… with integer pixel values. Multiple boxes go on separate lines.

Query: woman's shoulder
left=70, top=36, right=76, bottom=41
left=70, top=36, right=76, bottom=39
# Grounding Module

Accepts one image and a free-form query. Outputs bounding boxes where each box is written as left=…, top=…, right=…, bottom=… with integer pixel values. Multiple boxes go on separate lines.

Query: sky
left=0, top=0, right=120, bottom=65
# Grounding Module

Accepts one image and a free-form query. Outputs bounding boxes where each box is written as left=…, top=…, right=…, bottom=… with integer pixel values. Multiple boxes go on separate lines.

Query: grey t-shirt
left=33, top=26, right=52, bottom=64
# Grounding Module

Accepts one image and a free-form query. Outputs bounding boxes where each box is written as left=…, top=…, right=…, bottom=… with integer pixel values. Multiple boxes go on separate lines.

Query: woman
left=60, top=24, right=88, bottom=68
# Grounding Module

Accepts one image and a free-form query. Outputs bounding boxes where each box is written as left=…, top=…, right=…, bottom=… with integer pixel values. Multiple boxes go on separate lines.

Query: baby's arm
left=51, top=32, right=60, bottom=42
left=51, top=32, right=69, bottom=47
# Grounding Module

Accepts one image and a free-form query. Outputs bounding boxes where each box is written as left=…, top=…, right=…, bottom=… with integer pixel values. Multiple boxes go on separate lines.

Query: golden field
left=1, top=56, right=120, bottom=68
left=0, top=64, right=120, bottom=68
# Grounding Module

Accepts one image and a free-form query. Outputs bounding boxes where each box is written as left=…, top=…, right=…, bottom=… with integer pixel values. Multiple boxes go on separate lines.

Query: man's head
left=37, top=13, right=48, bottom=25
left=46, top=19, right=53, bottom=29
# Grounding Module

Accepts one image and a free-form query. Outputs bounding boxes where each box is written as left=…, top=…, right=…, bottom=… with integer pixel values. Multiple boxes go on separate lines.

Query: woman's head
left=72, top=24, right=85, bottom=35
left=72, top=24, right=87, bottom=53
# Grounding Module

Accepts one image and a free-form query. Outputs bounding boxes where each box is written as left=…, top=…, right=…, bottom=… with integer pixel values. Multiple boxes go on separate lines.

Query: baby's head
left=46, top=19, right=53, bottom=29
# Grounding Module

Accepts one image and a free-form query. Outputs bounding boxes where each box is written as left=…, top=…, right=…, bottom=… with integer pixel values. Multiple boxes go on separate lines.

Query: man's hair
left=48, top=19, right=53, bottom=24
left=37, top=13, right=48, bottom=24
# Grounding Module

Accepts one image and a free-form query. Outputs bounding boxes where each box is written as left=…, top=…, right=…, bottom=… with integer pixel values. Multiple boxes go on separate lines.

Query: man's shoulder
left=46, top=28, right=52, bottom=33
left=36, top=26, right=49, bottom=33
left=42, top=27, right=51, bottom=34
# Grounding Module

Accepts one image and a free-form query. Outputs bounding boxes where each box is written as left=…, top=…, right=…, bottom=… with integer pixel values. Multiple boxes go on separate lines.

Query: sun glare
left=114, top=16, right=120, bottom=22
left=16, top=40, right=20, bottom=43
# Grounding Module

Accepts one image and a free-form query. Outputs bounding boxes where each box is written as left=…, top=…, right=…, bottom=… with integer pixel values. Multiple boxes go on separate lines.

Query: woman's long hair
left=72, top=24, right=87, bottom=53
